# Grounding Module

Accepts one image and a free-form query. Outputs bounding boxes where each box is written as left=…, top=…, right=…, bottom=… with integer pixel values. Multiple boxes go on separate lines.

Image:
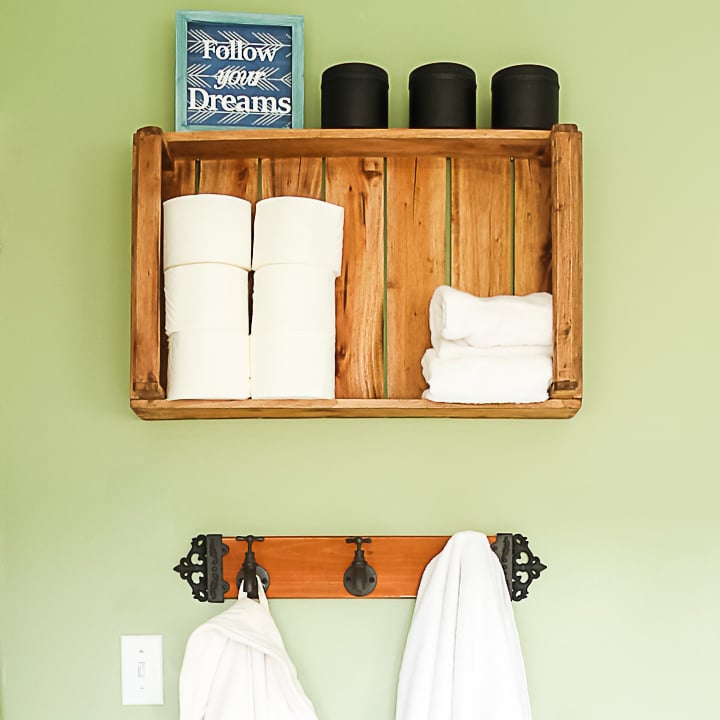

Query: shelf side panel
left=514, top=158, right=552, bottom=295
left=550, top=126, right=583, bottom=398
left=326, top=157, right=385, bottom=398
left=131, top=129, right=165, bottom=399
left=386, top=156, right=447, bottom=399
left=260, top=156, right=323, bottom=199
left=450, top=157, right=513, bottom=296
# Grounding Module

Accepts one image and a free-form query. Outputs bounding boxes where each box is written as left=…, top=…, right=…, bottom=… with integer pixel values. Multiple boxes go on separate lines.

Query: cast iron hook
left=235, top=535, right=270, bottom=599
left=343, top=536, right=377, bottom=597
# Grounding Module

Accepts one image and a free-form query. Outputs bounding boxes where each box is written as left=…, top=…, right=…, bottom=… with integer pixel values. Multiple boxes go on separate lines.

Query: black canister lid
left=409, top=61, right=476, bottom=88
left=491, top=64, right=559, bottom=88
left=322, top=62, right=389, bottom=87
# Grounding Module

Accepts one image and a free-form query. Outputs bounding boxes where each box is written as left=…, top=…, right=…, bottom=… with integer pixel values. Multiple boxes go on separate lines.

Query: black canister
left=409, top=62, right=476, bottom=129
left=321, top=62, right=389, bottom=129
left=491, top=64, right=559, bottom=130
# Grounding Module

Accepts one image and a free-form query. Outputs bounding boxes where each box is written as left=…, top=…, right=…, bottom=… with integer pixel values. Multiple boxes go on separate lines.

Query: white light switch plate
left=120, top=635, right=164, bottom=705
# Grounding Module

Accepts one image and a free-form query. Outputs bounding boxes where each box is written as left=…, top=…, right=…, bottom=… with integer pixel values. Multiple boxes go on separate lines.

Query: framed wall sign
left=175, top=10, right=304, bottom=131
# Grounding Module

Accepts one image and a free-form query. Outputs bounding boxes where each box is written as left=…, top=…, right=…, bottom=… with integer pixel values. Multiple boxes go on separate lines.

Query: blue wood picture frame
left=175, top=10, right=304, bottom=131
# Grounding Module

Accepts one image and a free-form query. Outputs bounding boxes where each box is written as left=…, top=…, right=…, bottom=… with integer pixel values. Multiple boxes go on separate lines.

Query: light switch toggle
left=120, top=635, right=163, bottom=705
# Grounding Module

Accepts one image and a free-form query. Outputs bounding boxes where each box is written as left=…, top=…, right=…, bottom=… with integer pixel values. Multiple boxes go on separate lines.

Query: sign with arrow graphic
left=176, top=11, right=304, bottom=130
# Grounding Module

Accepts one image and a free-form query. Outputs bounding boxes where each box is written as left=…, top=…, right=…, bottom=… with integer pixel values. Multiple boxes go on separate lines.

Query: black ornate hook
left=491, top=533, right=547, bottom=601
left=343, top=536, right=377, bottom=597
left=235, top=535, right=270, bottom=600
left=173, top=534, right=229, bottom=602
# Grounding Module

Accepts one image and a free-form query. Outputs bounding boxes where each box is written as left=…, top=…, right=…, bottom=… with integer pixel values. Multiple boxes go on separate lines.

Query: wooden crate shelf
left=131, top=125, right=582, bottom=420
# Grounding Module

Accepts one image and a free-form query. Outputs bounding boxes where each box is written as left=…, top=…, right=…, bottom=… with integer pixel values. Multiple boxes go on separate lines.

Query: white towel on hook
left=395, top=531, right=532, bottom=720
left=179, top=580, right=319, bottom=720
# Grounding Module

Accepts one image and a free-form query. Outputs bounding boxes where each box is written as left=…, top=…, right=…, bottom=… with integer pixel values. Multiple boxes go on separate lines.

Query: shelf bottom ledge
left=130, top=397, right=581, bottom=420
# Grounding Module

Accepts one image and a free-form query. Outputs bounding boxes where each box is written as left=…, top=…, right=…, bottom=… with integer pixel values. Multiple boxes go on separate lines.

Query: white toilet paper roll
left=252, top=196, right=344, bottom=275
left=165, top=264, right=249, bottom=335
left=251, top=264, right=337, bottom=335
left=167, top=330, right=250, bottom=400
left=250, top=331, right=336, bottom=399
left=163, top=194, right=252, bottom=270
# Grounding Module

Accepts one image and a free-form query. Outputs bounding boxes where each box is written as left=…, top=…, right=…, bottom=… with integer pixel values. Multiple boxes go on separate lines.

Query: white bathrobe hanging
left=395, top=531, right=533, bottom=720
left=179, top=581, right=319, bottom=720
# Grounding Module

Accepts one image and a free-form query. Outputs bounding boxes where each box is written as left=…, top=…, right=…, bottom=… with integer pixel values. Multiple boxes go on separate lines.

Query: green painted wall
left=1, top=0, right=719, bottom=718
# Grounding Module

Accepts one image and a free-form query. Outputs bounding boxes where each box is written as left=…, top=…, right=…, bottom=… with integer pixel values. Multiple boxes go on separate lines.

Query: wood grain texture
left=451, top=157, right=512, bottom=296
left=514, top=158, right=552, bottom=295
left=260, top=156, right=322, bottom=199
left=131, top=397, right=580, bottom=419
left=326, top=157, right=385, bottom=398
left=549, top=126, right=583, bottom=399
left=216, top=535, right=498, bottom=599
left=161, top=158, right=196, bottom=202
left=198, top=158, right=259, bottom=199
left=386, top=156, right=447, bottom=398
left=130, top=128, right=164, bottom=399
left=164, top=128, right=551, bottom=161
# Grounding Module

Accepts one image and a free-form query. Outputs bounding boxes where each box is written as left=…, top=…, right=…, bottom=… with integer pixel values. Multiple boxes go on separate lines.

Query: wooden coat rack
left=174, top=533, right=546, bottom=603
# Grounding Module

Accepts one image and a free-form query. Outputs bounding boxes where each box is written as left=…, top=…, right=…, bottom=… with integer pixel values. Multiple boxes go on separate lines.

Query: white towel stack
left=163, top=194, right=252, bottom=400
left=422, top=286, right=553, bottom=404
left=250, top=196, right=344, bottom=399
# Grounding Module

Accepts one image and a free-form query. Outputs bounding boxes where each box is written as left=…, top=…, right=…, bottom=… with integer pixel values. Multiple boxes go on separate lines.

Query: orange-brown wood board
left=225, top=535, right=497, bottom=599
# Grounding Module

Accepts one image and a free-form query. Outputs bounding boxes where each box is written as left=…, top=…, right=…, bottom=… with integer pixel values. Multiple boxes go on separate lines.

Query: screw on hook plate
left=343, top=537, right=377, bottom=597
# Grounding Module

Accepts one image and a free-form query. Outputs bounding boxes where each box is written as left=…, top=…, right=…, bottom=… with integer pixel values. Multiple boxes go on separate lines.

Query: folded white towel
left=179, top=581, right=318, bottom=720
left=396, top=532, right=532, bottom=720
left=421, top=351, right=552, bottom=404
left=429, top=285, right=552, bottom=348
left=426, top=340, right=552, bottom=364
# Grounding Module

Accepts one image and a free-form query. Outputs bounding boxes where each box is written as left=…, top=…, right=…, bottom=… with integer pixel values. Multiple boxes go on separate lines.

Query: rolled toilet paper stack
left=163, top=194, right=252, bottom=400
left=251, top=197, right=344, bottom=399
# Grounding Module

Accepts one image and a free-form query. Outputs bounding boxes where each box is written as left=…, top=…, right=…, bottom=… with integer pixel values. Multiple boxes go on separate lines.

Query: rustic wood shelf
left=131, top=125, right=582, bottom=420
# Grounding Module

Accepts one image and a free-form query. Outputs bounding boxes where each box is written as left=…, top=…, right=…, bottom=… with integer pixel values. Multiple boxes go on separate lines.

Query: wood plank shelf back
left=131, top=125, right=582, bottom=419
